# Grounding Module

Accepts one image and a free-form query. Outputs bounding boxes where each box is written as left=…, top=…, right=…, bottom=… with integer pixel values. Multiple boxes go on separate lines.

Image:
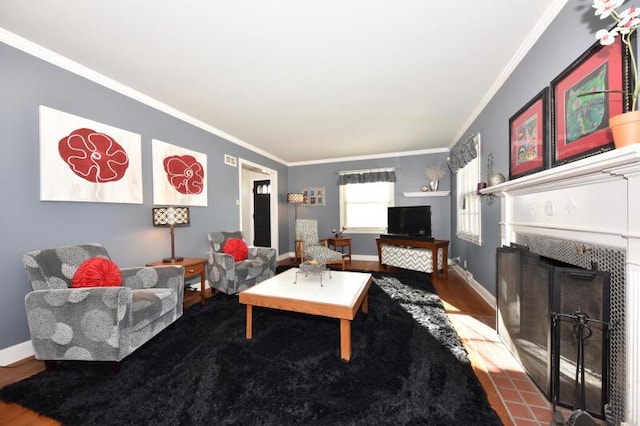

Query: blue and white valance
left=337, top=168, right=396, bottom=185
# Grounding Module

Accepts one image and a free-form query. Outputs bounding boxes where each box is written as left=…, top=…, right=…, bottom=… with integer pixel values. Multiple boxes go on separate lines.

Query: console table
left=376, top=237, right=449, bottom=280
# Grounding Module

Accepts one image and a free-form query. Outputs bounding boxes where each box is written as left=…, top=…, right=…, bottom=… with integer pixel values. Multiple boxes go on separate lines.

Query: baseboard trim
left=0, top=340, right=34, bottom=367
left=351, top=254, right=378, bottom=262
left=278, top=252, right=292, bottom=262
left=450, top=264, right=496, bottom=309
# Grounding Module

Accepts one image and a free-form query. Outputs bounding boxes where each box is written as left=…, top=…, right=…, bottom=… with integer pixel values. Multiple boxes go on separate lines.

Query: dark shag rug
left=0, top=269, right=502, bottom=425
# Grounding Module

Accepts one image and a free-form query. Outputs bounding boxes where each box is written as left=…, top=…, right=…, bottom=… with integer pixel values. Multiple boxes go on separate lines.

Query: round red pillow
left=223, top=238, right=249, bottom=261
left=72, top=257, right=122, bottom=288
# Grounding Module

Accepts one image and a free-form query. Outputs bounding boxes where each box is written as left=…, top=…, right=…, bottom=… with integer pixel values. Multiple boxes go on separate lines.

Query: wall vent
left=224, top=154, right=237, bottom=167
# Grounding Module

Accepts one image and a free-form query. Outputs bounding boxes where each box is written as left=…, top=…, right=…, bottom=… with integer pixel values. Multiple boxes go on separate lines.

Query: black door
left=253, top=180, right=271, bottom=247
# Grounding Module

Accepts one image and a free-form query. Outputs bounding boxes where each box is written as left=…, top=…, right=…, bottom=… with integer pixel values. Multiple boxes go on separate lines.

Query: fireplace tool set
left=550, top=308, right=610, bottom=426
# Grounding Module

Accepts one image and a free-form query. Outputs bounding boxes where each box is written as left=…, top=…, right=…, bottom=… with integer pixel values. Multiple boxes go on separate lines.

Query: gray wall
left=450, top=0, right=612, bottom=296
left=0, top=42, right=289, bottom=350
left=288, top=151, right=451, bottom=257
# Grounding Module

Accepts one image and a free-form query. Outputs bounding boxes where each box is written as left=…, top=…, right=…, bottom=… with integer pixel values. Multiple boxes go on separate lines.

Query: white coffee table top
left=241, top=268, right=371, bottom=307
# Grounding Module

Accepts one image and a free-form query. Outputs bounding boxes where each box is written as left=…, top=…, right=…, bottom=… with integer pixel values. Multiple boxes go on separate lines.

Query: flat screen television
left=387, top=205, right=431, bottom=238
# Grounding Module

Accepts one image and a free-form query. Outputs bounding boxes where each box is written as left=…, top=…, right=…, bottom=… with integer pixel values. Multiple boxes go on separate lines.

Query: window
left=455, top=135, right=482, bottom=245
left=339, top=181, right=394, bottom=233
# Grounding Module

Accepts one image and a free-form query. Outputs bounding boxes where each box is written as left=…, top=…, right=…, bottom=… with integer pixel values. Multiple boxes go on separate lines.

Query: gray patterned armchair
left=21, top=244, right=184, bottom=365
left=295, top=219, right=345, bottom=270
left=206, top=231, right=276, bottom=295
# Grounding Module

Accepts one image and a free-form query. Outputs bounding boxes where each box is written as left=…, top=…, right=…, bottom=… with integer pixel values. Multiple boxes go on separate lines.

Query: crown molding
left=0, top=27, right=289, bottom=166
left=288, top=147, right=449, bottom=167
left=1, top=27, right=471, bottom=168
left=448, top=0, right=569, bottom=149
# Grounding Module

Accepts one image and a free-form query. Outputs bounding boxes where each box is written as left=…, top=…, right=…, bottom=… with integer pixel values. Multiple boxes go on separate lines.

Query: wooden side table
left=146, top=257, right=206, bottom=306
left=328, top=237, right=352, bottom=261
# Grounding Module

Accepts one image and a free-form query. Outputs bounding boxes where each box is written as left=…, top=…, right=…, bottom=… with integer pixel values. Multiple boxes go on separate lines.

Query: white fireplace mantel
left=482, top=144, right=640, bottom=425
left=483, top=145, right=640, bottom=195
left=482, top=145, right=640, bottom=249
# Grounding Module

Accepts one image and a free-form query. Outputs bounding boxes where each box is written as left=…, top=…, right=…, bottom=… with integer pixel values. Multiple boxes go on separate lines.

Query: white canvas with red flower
left=39, top=106, right=143, bottom=203
left=152, top=139, right=207, bottom=206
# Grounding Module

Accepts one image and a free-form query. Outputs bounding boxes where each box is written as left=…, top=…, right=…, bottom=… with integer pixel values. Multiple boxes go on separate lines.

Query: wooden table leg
left=442, top=245, right=448, bottom=278
left=340, top=318, right=351, bottom=361
left=246, top=305, right=253, bottom=339
left=432, top=247, right=439, bottom=280
left=361, top=293, right=368, bottom=314
left=199, top=270, right=206, bottom=305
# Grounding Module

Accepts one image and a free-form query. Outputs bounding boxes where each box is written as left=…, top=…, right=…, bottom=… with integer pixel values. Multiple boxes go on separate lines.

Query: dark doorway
left=253, top=179, right=271, bottom=247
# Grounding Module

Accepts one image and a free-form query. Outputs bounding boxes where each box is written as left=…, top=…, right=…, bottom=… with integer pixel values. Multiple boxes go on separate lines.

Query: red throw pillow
left=71, top=257, right=122, bottom=288
left=223, top=238, right=249, bottom=261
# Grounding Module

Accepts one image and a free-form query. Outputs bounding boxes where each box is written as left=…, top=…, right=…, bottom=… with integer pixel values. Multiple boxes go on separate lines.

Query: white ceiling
left=0, top=0, right=567, bottom=165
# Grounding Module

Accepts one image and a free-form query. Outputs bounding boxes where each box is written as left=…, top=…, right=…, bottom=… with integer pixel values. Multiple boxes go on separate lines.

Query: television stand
left=376, top=236, right=449, bottom=280
left=379, top=234, right=435, bottom=242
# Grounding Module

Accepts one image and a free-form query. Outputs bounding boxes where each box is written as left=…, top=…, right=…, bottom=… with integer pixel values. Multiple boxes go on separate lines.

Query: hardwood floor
left=0, top=259, right=511, bottom=425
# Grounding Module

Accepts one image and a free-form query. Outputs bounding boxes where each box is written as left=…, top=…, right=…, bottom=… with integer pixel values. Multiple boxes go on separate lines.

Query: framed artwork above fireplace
left=509, top=88, right=548, bottom=180
left=550, top=36, right=631, bottom=167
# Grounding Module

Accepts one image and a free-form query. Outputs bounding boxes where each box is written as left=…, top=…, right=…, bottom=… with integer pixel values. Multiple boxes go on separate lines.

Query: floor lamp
left=287, top=193, right=304, bottom=261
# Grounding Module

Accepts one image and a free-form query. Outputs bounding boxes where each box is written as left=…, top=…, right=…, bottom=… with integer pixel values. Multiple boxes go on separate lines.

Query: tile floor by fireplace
left=448, top=303, right=607, bottom=426
left=451, top=312, right=553, bottom=425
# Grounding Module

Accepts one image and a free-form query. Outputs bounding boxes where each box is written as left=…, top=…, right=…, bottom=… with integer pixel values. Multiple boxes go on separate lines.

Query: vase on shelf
left=488, top=173, right=506, bottom=187
left=429, top=180, right=439, bottom=192
left=610, top=111, right=640, bottom=148
left=486, top=153, right=506, bottom=187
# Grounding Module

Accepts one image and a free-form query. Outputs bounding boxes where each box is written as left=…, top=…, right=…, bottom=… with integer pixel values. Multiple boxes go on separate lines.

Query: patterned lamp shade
left=152, top=207, right=190, bottom=226
left=287, top=193, right=304, bottom=224
left=287, top=193, right=304, bottom=204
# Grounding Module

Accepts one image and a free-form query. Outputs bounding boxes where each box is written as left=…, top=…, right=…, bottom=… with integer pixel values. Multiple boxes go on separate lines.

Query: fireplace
left=497, top=241, right=612, bottom=418
left=481, top=145, right=640, bottom=425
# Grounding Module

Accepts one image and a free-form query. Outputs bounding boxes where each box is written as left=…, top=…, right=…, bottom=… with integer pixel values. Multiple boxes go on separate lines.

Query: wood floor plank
left=0, top=357, right=45, bottom=388
left=0, top=402, right=59, bottom=425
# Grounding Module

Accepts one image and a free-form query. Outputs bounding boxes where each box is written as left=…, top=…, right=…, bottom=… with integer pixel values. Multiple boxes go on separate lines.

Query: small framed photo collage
left=302, top=187, right=325, bottom=206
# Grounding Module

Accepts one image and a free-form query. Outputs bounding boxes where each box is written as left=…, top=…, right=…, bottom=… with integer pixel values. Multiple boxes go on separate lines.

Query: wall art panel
left=152, top=139, right=207, bottom=206
left=39, top=105, right=143, bottom=204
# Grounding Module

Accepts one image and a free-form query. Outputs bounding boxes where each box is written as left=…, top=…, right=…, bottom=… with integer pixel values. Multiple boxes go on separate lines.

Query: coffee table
left=238, top=268, right=372, bottom=361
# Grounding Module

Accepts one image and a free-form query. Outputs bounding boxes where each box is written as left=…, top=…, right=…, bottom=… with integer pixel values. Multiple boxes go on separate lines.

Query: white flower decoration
left=590, top=0, right=640, bottom=111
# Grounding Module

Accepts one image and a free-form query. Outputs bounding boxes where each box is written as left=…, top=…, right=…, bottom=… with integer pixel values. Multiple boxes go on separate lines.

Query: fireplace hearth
left=497, top=242, right=612, bottom=418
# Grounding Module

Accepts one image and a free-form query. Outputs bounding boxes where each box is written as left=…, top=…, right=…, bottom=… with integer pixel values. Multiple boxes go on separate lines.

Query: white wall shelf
left=403, top=191, right=450, bottom=198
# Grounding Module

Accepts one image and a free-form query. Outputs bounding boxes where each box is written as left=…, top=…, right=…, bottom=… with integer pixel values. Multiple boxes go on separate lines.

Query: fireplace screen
left=497, top=244, right=610, bottom=418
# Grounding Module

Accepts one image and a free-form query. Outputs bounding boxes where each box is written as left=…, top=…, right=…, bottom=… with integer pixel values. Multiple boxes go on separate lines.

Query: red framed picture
left=551, top=36, right=631, bottom=166
left=509, top=88, right=548, bottom=179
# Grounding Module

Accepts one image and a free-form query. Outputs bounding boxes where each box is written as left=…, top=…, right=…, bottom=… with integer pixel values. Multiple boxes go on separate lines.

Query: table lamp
left=152, top=206, right=190, bottom=263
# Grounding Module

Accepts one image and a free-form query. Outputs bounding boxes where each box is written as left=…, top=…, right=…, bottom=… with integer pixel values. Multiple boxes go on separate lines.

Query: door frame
left=238, top=158, right=278, bottom=254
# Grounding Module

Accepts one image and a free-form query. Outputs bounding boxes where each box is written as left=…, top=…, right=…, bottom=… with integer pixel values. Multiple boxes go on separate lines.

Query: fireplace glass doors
left=497, top=244, right=610, bottom=418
